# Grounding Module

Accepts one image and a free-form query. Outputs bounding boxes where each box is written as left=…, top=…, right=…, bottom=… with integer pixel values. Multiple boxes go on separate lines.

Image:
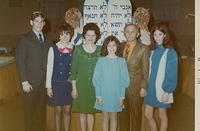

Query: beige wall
left=133, top=0, right=194, bottom=56
left=0, top=1, right=40, bottom=36
left=0, top=0, right=82, bottom=45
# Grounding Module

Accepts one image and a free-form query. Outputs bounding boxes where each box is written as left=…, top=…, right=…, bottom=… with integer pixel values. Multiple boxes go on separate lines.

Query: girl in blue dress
left=93, top=35, right=130, bottom=131
left=144, top=23, right=178, bottom=131
left=46, top=24, right=74, bottom=131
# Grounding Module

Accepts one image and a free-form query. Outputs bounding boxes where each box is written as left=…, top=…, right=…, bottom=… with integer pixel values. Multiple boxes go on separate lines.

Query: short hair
left=150, top=23, right=172, bottom=50
left=30, top=11, right=45, bottom=21
left=124, top=24, right=139, bottom=33
left=101, top=35, right=121, bottom=56
left=83, top=23, right=101, bottom=43
left=55, top=23, right=74, bottom=41
left=124, top=24, right=140, bottom=39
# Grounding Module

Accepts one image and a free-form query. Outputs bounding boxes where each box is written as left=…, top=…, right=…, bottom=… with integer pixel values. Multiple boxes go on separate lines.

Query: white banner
left=83, top=0, right=132, bottom=45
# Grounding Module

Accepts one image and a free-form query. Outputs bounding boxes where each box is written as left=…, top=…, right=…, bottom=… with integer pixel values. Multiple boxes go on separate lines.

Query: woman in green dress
left=70, top=23, right=101, bottom=131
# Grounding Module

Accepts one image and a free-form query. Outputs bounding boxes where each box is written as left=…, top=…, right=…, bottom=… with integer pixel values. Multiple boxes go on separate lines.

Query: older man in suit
left=16, top=11, right=53, bottom=131
left=119, top=24, right=149, bottom=131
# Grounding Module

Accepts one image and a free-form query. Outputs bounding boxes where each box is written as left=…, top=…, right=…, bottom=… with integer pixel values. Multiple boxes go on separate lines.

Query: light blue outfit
left=93, top=57, right=130, bottom=112
left=144, top=44, right=178, bottom=108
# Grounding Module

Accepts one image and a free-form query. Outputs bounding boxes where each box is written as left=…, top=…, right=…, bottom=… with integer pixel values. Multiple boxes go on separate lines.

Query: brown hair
left=101, top=35, right=121, bottom=56
left=55, top=23, right=74, bottom=41
left=30, top=11, right=45, bottom=21
left=150, top=23, right=172, bottom=50
left=83, top=23, right=101, bottom=43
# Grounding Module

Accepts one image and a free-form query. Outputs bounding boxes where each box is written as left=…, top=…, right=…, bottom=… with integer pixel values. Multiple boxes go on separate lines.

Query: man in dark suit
left=16, top=11, right=53, bottom=131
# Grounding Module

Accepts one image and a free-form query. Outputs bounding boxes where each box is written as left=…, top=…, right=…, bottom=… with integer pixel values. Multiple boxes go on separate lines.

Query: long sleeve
left=46, top=47, right=54, bottom=88
left=119, top=58, right=130, bottom=98
left=92, top=58, right=102, bottom=98
left=69, top=47, right=79, bottom=81
left=162, top=49, right=178, bottom=93
left=141, top=46, right=149, bottom=89
left=16, top=36, right=28, bottom=83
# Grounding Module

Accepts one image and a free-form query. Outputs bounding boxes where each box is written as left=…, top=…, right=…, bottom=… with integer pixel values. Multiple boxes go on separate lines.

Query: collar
left=56, top=42, right=73, bottom=49
left=156, top=43, right=164, bottom=49
left=127, top=41, right=137, bottom=46
left=32, top=30, right=44, bottom=39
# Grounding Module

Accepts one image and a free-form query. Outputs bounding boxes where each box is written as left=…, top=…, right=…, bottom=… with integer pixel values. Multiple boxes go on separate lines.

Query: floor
left=0, top=88, right=194, bottom=131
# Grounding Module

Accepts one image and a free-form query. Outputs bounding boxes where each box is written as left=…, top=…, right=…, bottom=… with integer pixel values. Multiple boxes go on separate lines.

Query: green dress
left=70, top=45, right=101, bottom=113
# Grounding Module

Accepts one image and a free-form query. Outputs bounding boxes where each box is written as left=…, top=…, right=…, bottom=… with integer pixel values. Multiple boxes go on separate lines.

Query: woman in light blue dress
left=144, top=23, right=178, bottom=131
left=93, top=36, right=130, bottom=131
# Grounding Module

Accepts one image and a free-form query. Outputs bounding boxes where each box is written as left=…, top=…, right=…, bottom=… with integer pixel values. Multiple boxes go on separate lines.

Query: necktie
left=38, top=34, right=43, bottom=43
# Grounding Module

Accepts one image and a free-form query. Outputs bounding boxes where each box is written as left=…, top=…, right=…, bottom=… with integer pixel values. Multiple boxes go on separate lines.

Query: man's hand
left=22, top=83, right=33, bottom=93
left=140, top=88, right=147, bottom=97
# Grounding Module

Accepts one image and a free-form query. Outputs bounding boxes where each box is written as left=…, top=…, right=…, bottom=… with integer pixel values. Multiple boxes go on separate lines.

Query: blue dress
left=93, top=57, right=130, bottom=112
left=144, top=44, right=178, bottom=108
left=48, top=45, right=73, bottom=106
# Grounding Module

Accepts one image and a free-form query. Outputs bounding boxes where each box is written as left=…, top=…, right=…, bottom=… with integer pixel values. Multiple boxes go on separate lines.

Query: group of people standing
left=16, top=11, right=178, bottom=131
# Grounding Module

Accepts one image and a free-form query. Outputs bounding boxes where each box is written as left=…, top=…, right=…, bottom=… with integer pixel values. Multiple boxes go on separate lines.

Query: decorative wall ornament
left=133, top=7, right=150, bottom=31
left=65, top=8, right=83, bottom=45
left=65, top=8, right=82, bottom=29
left=133, top=7, right=151, bottom=45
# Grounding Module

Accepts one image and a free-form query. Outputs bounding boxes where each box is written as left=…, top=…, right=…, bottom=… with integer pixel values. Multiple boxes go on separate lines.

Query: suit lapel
left=29, top=31, right=41, bottom=44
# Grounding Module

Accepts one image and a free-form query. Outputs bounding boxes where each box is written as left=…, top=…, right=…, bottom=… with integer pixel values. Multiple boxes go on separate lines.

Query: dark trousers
left=22, top=85, right=46, bottom=131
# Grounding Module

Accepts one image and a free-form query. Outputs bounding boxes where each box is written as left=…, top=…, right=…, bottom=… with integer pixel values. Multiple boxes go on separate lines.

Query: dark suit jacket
left=16, top=31, right=53, bottom=87
left=120, top=42, right=149, bottom=89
